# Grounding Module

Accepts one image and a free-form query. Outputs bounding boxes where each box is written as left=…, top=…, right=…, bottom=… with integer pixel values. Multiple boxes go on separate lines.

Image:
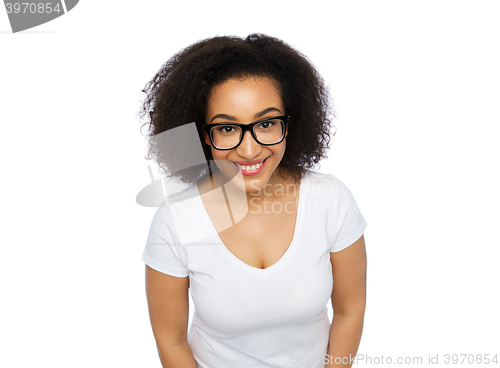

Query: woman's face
left=204, top=76, right=287, bottom=194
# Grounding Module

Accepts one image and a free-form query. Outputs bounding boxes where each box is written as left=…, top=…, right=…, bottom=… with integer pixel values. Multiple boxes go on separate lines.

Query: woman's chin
left=225, top=175, right=263, bottom=194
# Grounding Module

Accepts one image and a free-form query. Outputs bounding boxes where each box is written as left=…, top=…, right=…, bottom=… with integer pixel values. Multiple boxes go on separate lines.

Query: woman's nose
left=235, top=130, right=261, bottom=160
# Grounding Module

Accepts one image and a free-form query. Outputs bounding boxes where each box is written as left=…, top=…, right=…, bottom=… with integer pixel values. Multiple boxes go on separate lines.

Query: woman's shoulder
left=303, top=169, right=351, bottom=198
left=163, top=180, right=199, bottom=206
left=151, top=181, right=200, bottom=225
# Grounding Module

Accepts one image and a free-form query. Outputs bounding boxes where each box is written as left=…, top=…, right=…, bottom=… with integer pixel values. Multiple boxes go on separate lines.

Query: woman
left=140, top=34, right=367, bottom=368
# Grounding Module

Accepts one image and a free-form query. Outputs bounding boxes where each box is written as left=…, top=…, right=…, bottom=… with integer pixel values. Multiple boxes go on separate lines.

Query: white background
left=1, top=1, right=499, bottom=367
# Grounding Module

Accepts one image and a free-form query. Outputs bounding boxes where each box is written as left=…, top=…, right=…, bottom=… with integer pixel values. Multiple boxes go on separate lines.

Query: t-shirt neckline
left=193, top=172, right=308, bottom=274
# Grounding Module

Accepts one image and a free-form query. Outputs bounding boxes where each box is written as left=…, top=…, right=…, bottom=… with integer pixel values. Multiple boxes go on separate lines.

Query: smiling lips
left=231, top=157, right=268, bottom=176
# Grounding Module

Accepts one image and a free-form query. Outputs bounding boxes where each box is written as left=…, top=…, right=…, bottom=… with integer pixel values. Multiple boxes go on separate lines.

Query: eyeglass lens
left=210, top=119, right=284, bottom=149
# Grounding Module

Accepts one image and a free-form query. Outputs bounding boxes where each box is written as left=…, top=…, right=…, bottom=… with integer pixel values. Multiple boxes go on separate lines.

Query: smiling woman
left=202, top=77, right=288, bottom=193
left=140, top=34, right=367, bottom=368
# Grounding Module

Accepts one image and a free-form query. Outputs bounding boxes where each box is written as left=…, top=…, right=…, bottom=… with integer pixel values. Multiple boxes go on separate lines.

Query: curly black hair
left=139, top=33, right=334, bottom=184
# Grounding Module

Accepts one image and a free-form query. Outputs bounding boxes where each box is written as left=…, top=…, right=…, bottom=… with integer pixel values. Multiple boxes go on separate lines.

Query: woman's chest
left=188, top=243, right=333, bottom=334
left=184, top=216, right=333, bottom=333
left=217, top=206, right=298, bottom=269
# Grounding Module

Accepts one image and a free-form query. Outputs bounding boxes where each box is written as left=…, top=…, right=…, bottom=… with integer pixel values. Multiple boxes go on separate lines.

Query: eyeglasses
left=202, top=116, right=289, bottom=150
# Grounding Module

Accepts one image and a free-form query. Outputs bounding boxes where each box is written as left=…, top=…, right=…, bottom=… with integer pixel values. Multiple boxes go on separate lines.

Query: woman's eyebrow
left=254, top=107, right=282, bottom=119
left=210, top=108, right=282, bottom=123
left=211, top=114, right=237, bottom=123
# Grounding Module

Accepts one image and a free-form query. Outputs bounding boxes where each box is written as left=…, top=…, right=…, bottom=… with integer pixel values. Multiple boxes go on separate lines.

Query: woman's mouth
left=231, top=157, right=269, bottom=176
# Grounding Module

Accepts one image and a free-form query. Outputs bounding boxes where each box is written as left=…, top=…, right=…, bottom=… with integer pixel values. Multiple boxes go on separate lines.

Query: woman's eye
left=216, top=125, right=235, bottom=133
left=257, top=121, right=275, bottom=129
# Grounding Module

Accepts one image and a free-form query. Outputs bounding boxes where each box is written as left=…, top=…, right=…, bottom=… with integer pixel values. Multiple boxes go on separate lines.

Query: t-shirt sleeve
left=328, top=177, right=367, bottom=253
left=141, top=202, right=189, bottom=277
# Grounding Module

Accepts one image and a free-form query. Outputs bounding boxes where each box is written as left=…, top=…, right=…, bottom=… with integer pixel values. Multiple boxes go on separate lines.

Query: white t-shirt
left=142, top=170, right=367, bottom=368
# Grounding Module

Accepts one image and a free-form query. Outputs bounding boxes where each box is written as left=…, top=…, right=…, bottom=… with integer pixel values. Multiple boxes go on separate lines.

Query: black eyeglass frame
left=202, top=115, right=289, bottom=150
